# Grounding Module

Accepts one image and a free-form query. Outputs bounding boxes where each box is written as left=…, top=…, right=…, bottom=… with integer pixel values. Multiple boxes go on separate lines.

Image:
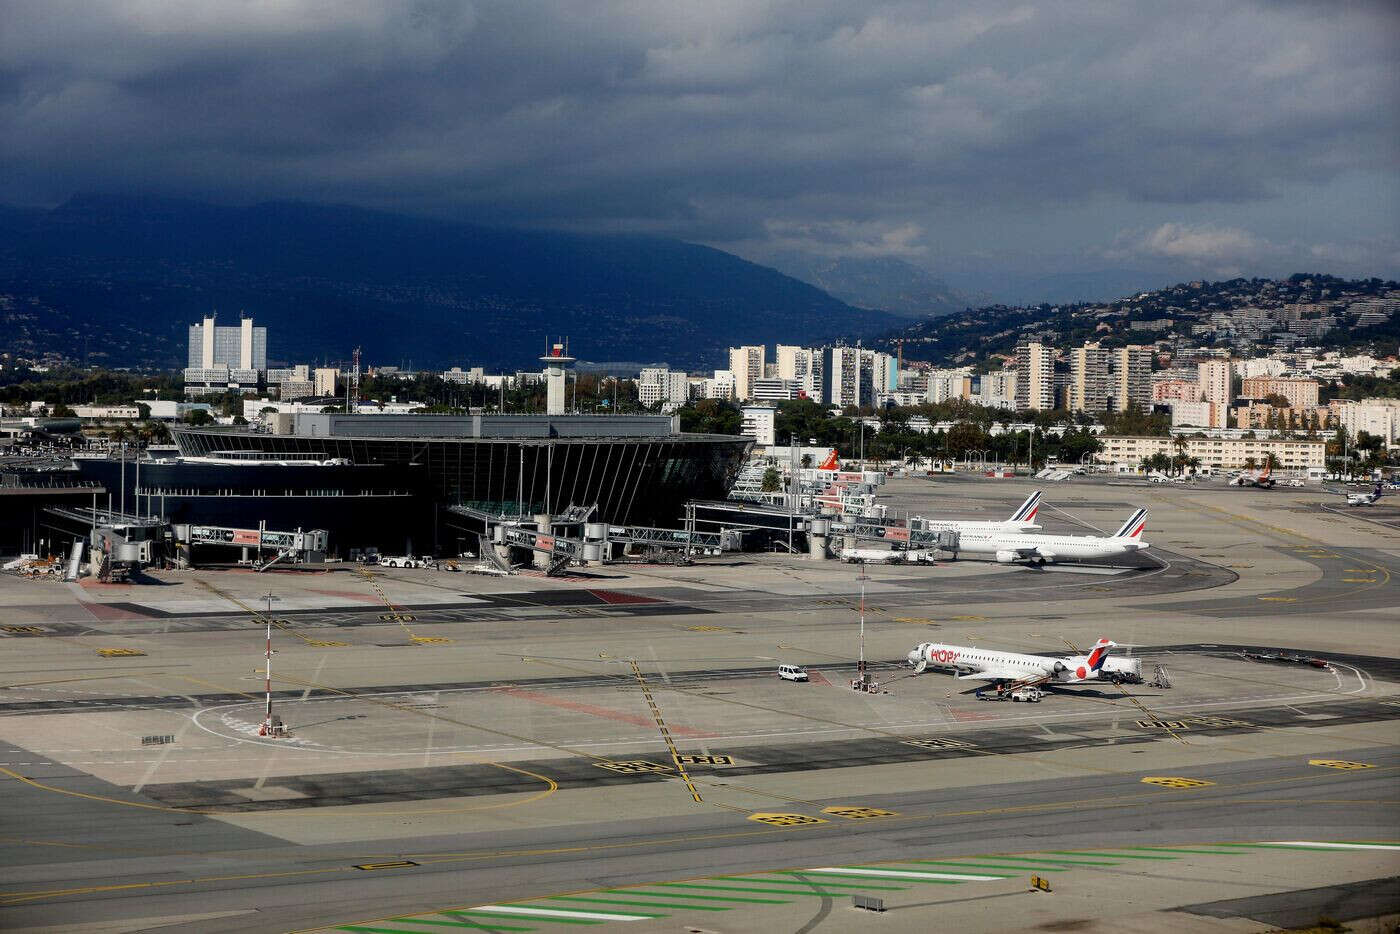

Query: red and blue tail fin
left=1112, top=508, right=1148, bottom=540
left=1085, top=638, right=1115, bottom=673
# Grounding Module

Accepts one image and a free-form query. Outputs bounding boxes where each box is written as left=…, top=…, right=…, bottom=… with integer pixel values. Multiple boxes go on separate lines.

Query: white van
left=778, top=664, right=809, bottom=682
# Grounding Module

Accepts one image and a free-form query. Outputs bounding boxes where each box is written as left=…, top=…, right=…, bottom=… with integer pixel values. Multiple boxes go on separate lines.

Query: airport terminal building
left=145, top=413, right=750, bottom=555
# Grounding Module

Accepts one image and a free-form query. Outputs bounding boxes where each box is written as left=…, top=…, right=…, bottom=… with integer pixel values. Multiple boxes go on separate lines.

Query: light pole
left=258, top=592, right=284, bottom=737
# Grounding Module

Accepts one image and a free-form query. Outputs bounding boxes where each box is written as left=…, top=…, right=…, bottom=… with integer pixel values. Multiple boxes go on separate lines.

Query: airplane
left=1326, top=482, right=1384, bottom=506
left=816, top=449, right=840, bottom=471
left=907, top=637, right=1116, bottom=685
left=948, top=508, right=1149, bottom=565
left=919, top=490, right=1044, bottom=533
left=1229, top=462, right=1275, bottom=488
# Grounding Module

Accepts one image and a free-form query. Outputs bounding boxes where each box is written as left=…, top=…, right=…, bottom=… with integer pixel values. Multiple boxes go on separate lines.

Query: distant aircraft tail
left=1008, top=491, right=1042, bottom=525
left=1112, top=508, right=1148, bottom=540
left=817, top=449, right=840, bottom=471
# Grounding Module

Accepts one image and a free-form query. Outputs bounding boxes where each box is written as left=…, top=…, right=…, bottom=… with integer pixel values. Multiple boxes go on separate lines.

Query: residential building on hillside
left=1240, top=376, right=1319, bottom=410
left=1152, top=378, right=1201, bottom=403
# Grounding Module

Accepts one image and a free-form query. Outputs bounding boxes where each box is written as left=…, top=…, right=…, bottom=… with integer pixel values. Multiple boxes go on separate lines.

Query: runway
left=1, top=475, right=1397, bottom=932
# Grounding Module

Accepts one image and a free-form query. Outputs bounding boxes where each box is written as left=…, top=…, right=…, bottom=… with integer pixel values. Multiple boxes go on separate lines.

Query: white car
left=778, top=664, right=809, bottom=682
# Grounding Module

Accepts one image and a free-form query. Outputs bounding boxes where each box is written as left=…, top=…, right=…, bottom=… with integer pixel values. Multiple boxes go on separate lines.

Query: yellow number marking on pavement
left=411, top=636, right=451, bottom=645
left=97, top=648, right=146, bottom=657
left=354, top=860, right=419, bottom=871
left=1309, top=759, right=1374, bottom=770
left=823, top=806, right=897, bottom=820
left=594, top=759, right=673, bottom=774
left=748, top=812, right=827, bottom=827
left=1141, top=776, right=1214, bottom=789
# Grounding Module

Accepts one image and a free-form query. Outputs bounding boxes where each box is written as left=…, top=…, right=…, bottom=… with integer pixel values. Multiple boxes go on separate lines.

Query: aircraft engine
left=995, top=550, right=1019, bottom=564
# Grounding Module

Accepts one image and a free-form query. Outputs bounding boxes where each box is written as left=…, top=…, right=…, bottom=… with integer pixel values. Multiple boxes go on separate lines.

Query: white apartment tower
left=1197, top=358, right=1234, bottom=428
left=775, top=345, right=822, bottom=396
left=1014, top=341, right=1055, bottom=412
left=728, top=345, right=766, bottom=402
left=1069, top=342, right=1111, bottom=413
left=1111, top=345, right=1153, bottom=412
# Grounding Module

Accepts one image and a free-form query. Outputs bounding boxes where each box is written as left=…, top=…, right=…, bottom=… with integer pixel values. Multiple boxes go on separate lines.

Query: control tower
left=540, top=339, right=575, bottom=415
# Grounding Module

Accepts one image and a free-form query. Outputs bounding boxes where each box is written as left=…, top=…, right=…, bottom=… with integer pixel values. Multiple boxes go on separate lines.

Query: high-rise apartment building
left=822, top=346, right=868, bottom=408
left=1014, top=341, right=1055, bottom=412
left=1069, top=342, right=1111, bottom=413
left=1197, top=358, right=1234, bottom=428
left=776, top=345, right=822, bottom=396
left=1111, top=345, right=1153, bottom=412
left=728, top=345, right=766, bottom=402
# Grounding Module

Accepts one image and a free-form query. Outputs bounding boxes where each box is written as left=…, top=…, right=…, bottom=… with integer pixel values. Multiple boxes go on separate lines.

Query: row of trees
left=677, top=399, right=1104, bottom=468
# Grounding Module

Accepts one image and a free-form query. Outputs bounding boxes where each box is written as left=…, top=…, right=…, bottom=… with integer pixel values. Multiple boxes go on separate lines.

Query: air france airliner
left=920, top=491, right=1044, bottom=534
left=951, top=508, right=1149, bottom=565
left=908, top=638, right=1116, bottom=685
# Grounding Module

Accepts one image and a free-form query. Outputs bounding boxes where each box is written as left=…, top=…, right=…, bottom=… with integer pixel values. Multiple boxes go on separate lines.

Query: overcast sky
left=2, top=0, right=1397, bottom=296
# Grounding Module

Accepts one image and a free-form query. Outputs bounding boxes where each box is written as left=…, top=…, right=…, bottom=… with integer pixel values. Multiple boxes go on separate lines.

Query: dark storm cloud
left=2, top=0, right=1397, bottom=278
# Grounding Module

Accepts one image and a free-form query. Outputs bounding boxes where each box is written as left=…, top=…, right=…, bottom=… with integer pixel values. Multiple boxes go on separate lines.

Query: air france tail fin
left=1008, top=491, right=1042, bottom=525
left=1085, top=638, right=1115, bottom=672
left=1112, top=508, right=1148, bottom=540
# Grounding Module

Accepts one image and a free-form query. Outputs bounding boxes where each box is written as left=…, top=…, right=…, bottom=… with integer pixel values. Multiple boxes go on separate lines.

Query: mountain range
left=0, top=196, right=898, bottom=371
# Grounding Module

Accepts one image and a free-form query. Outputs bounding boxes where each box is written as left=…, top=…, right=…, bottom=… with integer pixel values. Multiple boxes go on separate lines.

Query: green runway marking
left=550, top=895, right=726, bottom=912
left=389, top=920, right=535, bottom=930
left=631, top=885, right=789, bottom=903
left=1045, top=850, right=1178, bottom=860
left=732, top=875, right=908, bottom=891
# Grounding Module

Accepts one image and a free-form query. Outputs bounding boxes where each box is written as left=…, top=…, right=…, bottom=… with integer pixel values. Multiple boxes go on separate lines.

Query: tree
left=760, top=466, right=782, bottom=492
left=944, top=422, right=986, bottom=458
left=185, top=408, right=213, bottom=426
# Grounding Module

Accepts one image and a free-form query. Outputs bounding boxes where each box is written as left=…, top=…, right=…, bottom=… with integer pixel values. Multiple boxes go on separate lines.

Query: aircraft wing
left=1012, top=546, right=1045, bottom=559
left=957, top=666, right=1044, bottom=682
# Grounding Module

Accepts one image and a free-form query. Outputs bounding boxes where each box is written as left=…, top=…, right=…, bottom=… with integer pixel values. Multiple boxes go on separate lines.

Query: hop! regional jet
left=952, top=508, right=1149, bottom=565
left=908, top=638, right=1116, bottom=685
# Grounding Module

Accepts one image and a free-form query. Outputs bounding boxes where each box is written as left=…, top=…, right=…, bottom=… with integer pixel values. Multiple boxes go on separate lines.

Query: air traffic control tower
left=540, top=340, right=575, bottom=415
